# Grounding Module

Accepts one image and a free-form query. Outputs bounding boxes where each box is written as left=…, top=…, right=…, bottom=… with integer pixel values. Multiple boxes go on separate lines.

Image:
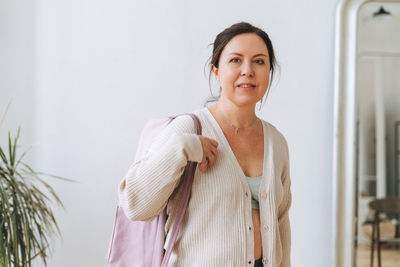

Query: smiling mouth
left=237, top=85, right=256, bottom=88
left=237, top=84, right=256, bottom=90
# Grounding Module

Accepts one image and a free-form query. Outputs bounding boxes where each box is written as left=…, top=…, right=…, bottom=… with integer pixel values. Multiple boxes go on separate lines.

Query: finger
left=200, top=158, right=208, bottom=172
left=207, top=156, right=215, bottom=166
left=200, top=163, right=206, bottom=172
left=203, top=137, right=217, bottom=147
left=206, top=142, right=218, bottom=156
left=206, top=153, right=216, bottom=166
left=204, top=159, right=209, bottom=172
left=201, top=154, right=207, bottom=164
left=201, top=147, right=209, bottom=163
left=209, top=139, right=219, bottom=148
left=206, top=147, right=218, bottom=162
left=211, top=146, right=218, bottom=158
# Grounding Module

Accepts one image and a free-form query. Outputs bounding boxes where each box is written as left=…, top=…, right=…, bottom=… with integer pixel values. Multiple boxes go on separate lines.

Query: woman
left=119, top=22, right=291, bottom=267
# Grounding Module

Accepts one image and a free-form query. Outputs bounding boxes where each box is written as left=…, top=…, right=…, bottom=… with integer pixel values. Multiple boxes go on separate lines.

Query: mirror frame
left=333, top=0, right=400, bottom=266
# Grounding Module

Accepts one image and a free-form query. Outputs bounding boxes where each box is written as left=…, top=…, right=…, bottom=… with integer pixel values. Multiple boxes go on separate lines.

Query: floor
left=355, top=221, right=400, bottom=267
left=355, top=244, right=400, bottom=267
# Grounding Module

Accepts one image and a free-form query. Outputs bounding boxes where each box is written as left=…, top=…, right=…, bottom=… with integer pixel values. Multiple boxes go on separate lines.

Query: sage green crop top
left=245, top=175, right=262, bottom=210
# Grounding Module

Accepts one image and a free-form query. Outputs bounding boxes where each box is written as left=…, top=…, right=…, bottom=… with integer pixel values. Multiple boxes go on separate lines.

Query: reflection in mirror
left=354, top=2, right=400, bottom=267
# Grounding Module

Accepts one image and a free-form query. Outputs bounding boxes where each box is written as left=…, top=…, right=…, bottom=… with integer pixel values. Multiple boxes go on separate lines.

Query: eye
left=230, top=58, right=240, bottom=63
left=254, top=59, right=265, bottom=64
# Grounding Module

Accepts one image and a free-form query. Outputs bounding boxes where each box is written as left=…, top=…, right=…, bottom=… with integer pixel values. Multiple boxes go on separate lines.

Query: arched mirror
left=333, top=0, right=400, bottom=267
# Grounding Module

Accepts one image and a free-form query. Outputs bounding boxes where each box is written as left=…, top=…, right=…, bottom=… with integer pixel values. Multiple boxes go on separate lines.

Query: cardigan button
left=260, top=193, right=267, bottom=199
left=248, top=260, right=252, bottom=264
left=263, top=225, right=269, bottom=231
left=262, top=257, right=268, bottom=264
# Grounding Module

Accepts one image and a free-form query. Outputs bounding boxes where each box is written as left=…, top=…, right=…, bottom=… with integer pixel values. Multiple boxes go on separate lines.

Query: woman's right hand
left=198, top=136, right=219, bottom=173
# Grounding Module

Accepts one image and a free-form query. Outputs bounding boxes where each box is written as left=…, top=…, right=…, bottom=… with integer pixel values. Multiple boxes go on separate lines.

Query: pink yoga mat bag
left=106, top=113, right=202, bottom=267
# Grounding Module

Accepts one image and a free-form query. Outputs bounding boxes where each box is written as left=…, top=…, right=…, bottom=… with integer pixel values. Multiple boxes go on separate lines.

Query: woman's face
left=212, top=33, right=270, bottom=108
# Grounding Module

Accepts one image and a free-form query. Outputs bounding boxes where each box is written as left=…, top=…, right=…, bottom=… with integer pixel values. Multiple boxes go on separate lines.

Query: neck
left=214, top=99, right=257, bottom=128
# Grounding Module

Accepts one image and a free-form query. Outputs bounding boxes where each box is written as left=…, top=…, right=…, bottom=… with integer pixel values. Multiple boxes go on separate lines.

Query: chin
left=231, top=97, right=261, bottom=107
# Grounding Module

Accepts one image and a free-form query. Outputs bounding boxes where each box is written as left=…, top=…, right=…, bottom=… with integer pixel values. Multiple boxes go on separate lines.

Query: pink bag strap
left=161, top=113, right=202, bottom=267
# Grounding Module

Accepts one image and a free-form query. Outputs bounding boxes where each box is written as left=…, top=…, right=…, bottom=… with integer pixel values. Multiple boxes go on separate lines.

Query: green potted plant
left=0, top=105, right=69, bottom=267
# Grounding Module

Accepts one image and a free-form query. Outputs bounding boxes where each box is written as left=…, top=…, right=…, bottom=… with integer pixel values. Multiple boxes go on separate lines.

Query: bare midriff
left=252, top=208, right=262, bottom=260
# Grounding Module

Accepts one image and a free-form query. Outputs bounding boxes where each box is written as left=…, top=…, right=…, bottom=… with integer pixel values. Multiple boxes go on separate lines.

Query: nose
left=240, top=60, right=254, bottom=77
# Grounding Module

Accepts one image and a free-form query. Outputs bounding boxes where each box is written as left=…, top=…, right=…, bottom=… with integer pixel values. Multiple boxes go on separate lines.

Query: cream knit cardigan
left=119, top=107, right=292, bottom=267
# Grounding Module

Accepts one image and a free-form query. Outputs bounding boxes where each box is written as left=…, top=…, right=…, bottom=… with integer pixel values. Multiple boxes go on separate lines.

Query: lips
left=237, top=83, right=256, bottom=88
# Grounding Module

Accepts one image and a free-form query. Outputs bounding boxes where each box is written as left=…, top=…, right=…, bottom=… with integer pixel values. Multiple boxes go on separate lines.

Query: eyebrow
left=228, top=52, right=267, bottom=57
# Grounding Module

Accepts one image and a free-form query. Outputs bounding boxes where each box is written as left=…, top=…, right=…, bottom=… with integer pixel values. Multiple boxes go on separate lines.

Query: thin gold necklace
left=217, top=105, right=258, bottom=134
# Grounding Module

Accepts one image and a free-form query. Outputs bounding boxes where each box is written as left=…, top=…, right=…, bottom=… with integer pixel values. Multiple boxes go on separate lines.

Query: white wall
left=1, top=0, right=338, bottom=266
left=0, top=0, right=35, bottom=156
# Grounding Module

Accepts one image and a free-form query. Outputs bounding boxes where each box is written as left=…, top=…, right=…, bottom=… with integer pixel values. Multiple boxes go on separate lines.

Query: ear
left=211, top=65, right=219, bottom=80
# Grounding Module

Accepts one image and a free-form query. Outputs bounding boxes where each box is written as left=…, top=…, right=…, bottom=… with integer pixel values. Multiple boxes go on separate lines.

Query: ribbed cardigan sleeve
left=118, top=115, right=203, bottom=222
left=277, top=136, right=292, bottom=267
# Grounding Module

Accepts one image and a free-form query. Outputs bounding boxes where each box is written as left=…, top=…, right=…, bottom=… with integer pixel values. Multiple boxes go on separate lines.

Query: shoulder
left=161, top=107, right=206, bottom=135
left=261, top=119, right=289, bottom=155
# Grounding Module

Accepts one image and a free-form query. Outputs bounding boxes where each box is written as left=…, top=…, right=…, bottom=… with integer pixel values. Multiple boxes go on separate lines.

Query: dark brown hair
left=204, top=22, right=279, bottom=108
